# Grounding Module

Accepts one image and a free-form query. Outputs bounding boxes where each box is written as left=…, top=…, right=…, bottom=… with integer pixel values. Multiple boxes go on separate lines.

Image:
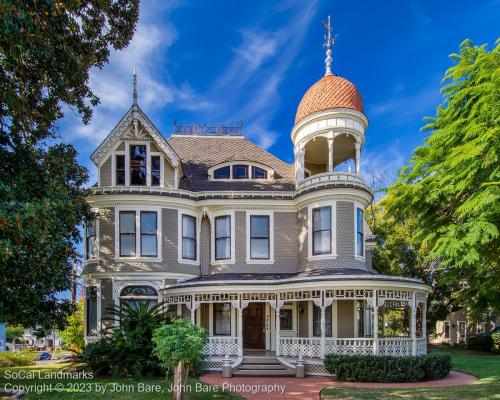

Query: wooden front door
left=243, top=303, right=266, bottom=349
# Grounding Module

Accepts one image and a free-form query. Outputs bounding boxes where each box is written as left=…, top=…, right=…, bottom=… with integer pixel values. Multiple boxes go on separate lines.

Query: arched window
left=211, top=163, right=272, bottom=180
left=119, top=285, right=158, bottom=309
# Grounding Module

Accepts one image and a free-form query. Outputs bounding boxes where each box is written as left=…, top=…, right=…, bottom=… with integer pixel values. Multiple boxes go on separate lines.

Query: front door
left=243, top=303, right=266, bottom=350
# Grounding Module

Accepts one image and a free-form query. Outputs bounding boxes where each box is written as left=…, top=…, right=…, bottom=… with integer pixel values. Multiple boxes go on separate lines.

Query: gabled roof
left=90, top=105, right=181, bottom=169
left=167, top=135, right=295, bottom=192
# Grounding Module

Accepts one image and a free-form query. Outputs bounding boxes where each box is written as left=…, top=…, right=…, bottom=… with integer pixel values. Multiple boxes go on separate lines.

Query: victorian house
left=83, top=22, right=430, bottom=376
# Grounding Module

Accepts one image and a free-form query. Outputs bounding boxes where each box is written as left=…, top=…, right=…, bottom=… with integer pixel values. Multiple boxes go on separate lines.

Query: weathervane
left=132, top=69, right=138, bottom=105
left=322, top=15, right=334, bottom=76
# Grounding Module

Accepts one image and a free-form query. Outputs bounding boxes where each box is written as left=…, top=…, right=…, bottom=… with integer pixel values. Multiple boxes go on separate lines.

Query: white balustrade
left=298, top=171, right=369, bottom=190
left=416, top=338, right=427, bottom=356
left=378, top=337, right=414, bottom=357
left=203, top=336, right=238, bottom=356
left=278, top=337, right=321, bottom=358
left=325, top=338, right=375, bottom=356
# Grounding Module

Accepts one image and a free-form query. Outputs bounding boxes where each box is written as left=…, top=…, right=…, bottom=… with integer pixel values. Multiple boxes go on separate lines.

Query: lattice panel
left=325, top=339, right=375, bottom=356
left=416, top=338, right=427, bottom=355
left=279, top=338, right=321, bottom=358
left=305, top=364, right=332, bottom=376
left=194, top=293, right=238, bottom=303
left=378, top=290, right=412, bottom=301
left=279, top=290, right=321, bottom=301
left=203, top=337, right=239, bottom=356
left=378, top=338, right=413, bottom=357
left=241, top=292, right=276, bottom=302
left=201, top=361, right=222, bottom=371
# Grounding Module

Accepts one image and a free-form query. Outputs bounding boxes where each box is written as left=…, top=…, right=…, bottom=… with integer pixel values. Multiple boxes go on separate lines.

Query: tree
left=153, top=319, right=206, bottom=400
left=0, top=0, right=139, bottom=334
left=6, top=326, right=25, bottom=344
left=58, top=300, right=85, bottom=352
left=384, top=39, right=500, bottom=316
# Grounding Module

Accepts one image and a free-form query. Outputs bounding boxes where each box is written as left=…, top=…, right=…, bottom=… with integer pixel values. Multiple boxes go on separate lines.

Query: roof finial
left=322, top=15, right=334, bottom=76
left=132, top=69, right=138, bottom=105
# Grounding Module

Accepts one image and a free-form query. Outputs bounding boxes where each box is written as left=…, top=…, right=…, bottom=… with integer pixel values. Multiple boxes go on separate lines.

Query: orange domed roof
left=295, top=74, right=364, bottom=124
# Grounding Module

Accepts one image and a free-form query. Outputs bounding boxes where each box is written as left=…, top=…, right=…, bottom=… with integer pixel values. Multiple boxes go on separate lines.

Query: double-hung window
left=115, top=154, right=125, bottom=185
left=356, top=207, right=364, bottom=257
left=312, top=206, right=332, bottom=255
left=119, top=211, right=136, bottom=257
left=140, top=211, right=157, bottom=257
left=119, top=210, right=158, bottom=258
left=215, top=216, right=231, bottom=260
left=151, top=156, right=161, bottom=186
left=182, top=215, right=196, bottom=260
left=85, top=220, right=96, bottom=260
left=250, top=215, right=270, bottom=259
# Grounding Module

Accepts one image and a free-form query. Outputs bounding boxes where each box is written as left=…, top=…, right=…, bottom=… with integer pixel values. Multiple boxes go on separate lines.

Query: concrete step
left=238, top=364, right=287, bottom=370
left=232, top=369, right=295, bottom=376
left=242, top=356, right=280, bottom=364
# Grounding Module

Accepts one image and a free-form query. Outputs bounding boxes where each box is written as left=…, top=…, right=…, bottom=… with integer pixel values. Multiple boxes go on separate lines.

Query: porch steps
left=232, top=356, right=295, bottom=377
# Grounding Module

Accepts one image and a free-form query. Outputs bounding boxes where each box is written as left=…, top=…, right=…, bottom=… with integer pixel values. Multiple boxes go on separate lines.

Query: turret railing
left=297, top=171, right=369, bottom=190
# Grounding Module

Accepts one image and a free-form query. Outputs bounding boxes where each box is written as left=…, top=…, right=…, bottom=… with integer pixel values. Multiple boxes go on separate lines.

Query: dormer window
left=116, top=154, right=125, bottom=185
left=151, top=156, right=161, bottom=186
left=130, top=145, right=147, bottom=185
left=214, top=166, right=230, bottom=179
left=210, top=162, right=273, bottom=181
left=233, top=164, right=248, bottom=179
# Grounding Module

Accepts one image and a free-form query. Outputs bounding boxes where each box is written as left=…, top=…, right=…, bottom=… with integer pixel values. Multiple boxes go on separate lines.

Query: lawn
left=321, top=346, right=500, bottom=400
left=0, top=363, right=242, bottom=400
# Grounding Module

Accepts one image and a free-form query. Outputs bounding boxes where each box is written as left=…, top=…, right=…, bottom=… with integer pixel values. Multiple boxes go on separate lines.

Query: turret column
left=327, top=133, right=334, bottom=172
left=354, top=142, right=361, bottom=174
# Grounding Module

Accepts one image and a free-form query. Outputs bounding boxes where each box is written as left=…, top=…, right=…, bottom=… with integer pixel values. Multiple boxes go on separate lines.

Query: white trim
left=114, top=206, right=162, bottom=262
left=111, top=151, right=125, bottom=187
left=245, top=211, right=274, bottom=264
left=211, top=210, right=236, bottom=265
left=308, top=201, right=337, bottom=260
left=84, top=210, right=100, bottom=262
left=177, top=210, right=201, bottom=266
left=208, top=161, right=274, bottom=181
left=149, top=151, right=164, bottom=188
left=354, top=202, right=366, bottom=261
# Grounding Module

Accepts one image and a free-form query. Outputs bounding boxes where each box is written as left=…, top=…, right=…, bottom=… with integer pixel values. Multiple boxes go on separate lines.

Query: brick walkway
left=200, top=371, right=477, bottom=400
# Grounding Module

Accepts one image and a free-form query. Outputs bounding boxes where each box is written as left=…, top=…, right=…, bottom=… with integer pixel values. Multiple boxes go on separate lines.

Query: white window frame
left=307, top=201, right=337, bottom=260
left=245, top=211, right=274, bottom=264
left=444, top=320, right=451, bottom=340
left=177, top=210, right=200, bottom=266
left=150, top=151, right=164, bottom=187
left=211, top=210, right=235, bottom=265
left=114, top=206, right=162, bottom=262
left=354, top=202, right=366, bottom=261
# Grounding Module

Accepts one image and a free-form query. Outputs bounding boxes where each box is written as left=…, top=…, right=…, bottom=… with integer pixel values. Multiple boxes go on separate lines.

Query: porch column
left=237, top=307, right=243, bottom=357
left=354, top=142, right=361, bottom=174
left=327, top=134, right=334, bottom=172
left=191, top=307, right=195, bottom=324
left=422, top=301, right=427, bottom=339
left=176, top=304, right=182, bottom=317
left=275, top=305, right=281, bottom=356
left=410, top=299, right=417, bottom=356
left=320, top=306, right=326, bottom=358
left=373, top=303, right=379, bottom=355
left=296, top=144, right=305, bottom=183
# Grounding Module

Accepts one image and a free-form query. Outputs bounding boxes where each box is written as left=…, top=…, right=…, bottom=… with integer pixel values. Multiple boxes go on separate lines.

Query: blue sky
left=59, top=0, right=498, bottom=185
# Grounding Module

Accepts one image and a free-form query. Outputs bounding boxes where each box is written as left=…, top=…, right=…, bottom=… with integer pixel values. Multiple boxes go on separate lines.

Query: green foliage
left=382, top=39, right=500, bottom=316
left=324, top=353, right=452, bottom=382
left=0, top=350, right=38, bottom=367
left=5, top=326, right=24, bottom=342
left=58, top=301, right=85, bottom=352
left=80, top=301, right=169, bottom=377
left=0, top=0, right=139, bottom=333
left=491, top=332, right=500, bottom=354
left=467, top=334, right=494, bottom=352
left=152, top=318, right=206, bottom=377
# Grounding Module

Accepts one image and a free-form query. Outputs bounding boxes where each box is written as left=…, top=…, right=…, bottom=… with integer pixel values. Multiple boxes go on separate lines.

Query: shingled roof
left=167, top=135, right=295, bottom=192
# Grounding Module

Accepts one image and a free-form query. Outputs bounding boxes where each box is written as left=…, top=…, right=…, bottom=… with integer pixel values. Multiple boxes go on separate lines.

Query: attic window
left=211, top=163, right=272, bottom=181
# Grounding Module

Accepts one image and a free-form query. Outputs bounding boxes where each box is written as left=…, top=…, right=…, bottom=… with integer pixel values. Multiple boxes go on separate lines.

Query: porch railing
left=278, top=337, right=321, bottom=358
left=325, top=338, right=375, bottom=356
left=203, top=336, right=238, bottom=356
left=416, top=338, right=427, bottom=356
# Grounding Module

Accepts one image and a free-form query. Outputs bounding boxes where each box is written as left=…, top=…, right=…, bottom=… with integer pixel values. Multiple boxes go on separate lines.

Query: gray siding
left=100, top=157, right=112, bottom=186
left=298, top=301, right=309, bottom=336
left=200, top=216, right=210, bottom=275
left=101, top=279, right=114, bottom=330
left=337, top=300, right=354, bottom=338
left=164, top=158, right=175, bottom=187
left=297, top=202, right=367, bottom=271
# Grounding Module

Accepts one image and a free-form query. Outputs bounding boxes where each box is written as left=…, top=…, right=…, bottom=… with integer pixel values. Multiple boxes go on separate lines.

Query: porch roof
left=162, top=268, right=425, bottom=291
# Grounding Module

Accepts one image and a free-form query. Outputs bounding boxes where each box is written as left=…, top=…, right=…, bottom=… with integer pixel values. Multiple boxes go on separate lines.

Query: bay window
left=215, top=215, right=231, bottom=260
left=119, top=210, right=159, bottom=258
left=356, top=207, right=364, bottom=257
left=85, top=219, right=96, bottom=260
left=140, top=211, right=157, bottom=257
left=182, top=215, right=196, bottom=260
left=250, top=215, right=270, bottom=259
left=119, top=211, right=136, bottom=257
left=312, top=206, right=331, bottom=255
left=85, top=287, right=98, bottom=336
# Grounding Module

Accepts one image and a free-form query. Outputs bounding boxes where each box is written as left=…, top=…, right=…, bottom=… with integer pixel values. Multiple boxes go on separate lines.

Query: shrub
left=79, top=301, right=170, bottom=377
left=0, top=351, right=38, bottom=367
left=324, top=353, right=451, bottom=382
left=491, top=332, right=500, bottom=354
left=467, top=334, right=493, bottom=352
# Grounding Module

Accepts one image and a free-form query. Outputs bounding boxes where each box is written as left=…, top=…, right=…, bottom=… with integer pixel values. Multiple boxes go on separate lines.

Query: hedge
left=467, top=334, right=493, bottom=352
left=324, top=353, right=452, bottom=382
left=492, top=332, right=500, bottom=354
left=0, top=351, right=38, bottom=367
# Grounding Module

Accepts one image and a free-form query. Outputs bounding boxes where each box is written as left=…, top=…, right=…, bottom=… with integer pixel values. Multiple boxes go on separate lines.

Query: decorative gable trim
left=91, top=106, right=180, bottom=171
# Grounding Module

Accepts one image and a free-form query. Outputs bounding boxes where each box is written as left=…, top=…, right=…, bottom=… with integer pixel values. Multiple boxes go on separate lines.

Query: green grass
left=321, top=346, right=500, bottom=400
left=0, top=363, right=242, bottom=399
